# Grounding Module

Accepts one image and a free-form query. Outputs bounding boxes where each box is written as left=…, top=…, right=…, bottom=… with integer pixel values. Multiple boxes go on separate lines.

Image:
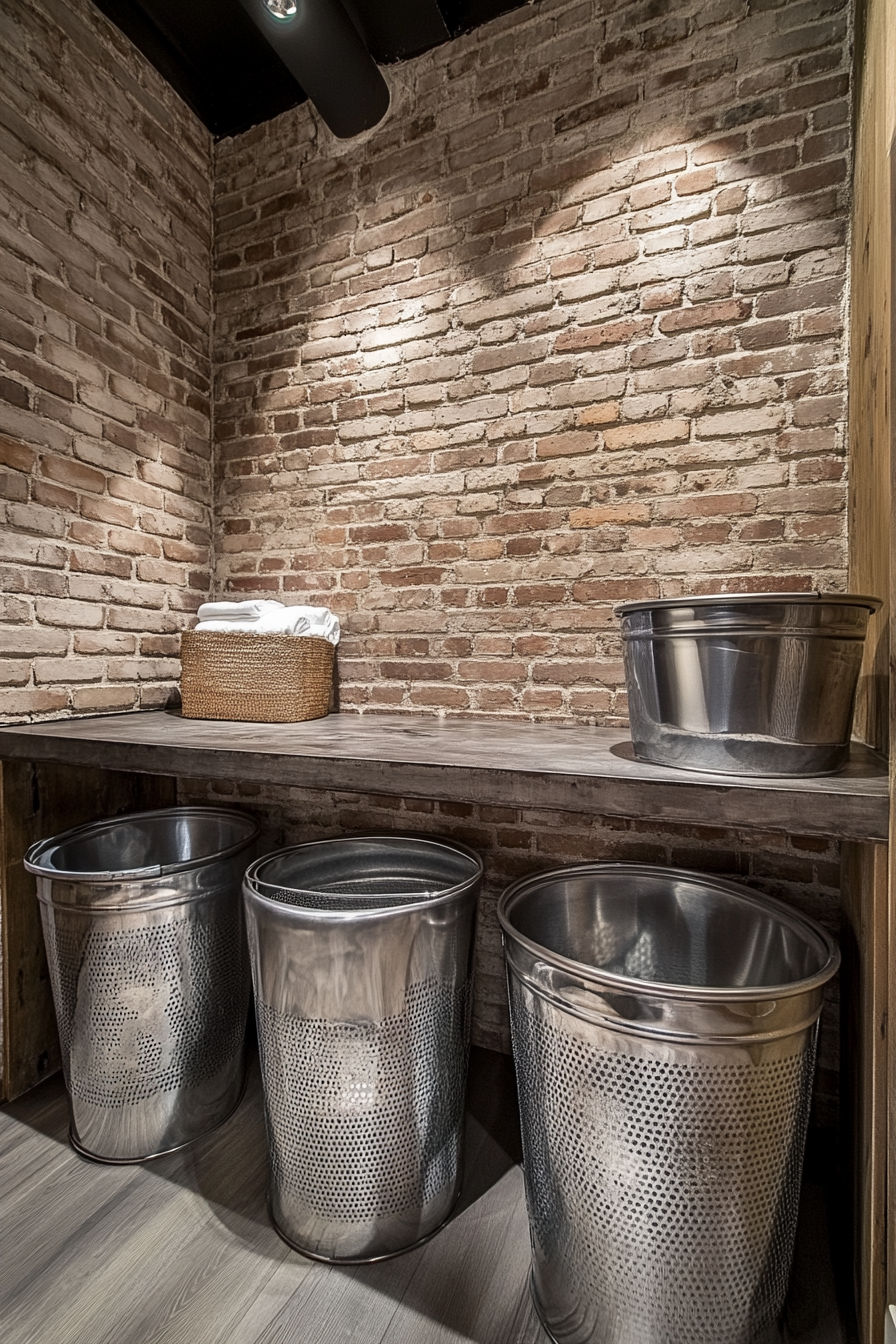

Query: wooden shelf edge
left=0, top=710, right=888, bottom=843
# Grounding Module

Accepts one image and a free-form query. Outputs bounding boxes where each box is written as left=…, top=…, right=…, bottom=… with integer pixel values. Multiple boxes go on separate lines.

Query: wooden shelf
left=0, top=709, right=888, bottom=841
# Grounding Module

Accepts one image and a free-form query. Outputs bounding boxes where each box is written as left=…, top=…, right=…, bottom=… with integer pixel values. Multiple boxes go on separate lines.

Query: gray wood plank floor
left=1, top=1048, right=852, bottom=1344
left=1, top=1049, right=544, bottom=1344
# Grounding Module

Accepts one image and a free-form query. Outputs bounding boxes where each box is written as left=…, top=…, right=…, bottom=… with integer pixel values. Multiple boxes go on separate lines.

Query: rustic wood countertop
left=0, top=710, right=888, bottom=842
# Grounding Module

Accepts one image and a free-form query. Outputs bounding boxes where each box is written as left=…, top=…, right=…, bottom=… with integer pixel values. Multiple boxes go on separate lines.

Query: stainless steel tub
left=615, top=591, right=880, bottom=776
left=25, top=807, right=258, bottom=1162
left=243, top=834, right=481, bottom=1262
left=499, top=863, right=839, bottom=1344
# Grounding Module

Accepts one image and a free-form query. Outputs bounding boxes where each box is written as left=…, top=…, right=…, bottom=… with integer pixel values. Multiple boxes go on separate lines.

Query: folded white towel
left=256, top=605, right=340, bottom=642
left=197, top=600, right=284, bottom=623
left=195, top=600, right=340, bottom=645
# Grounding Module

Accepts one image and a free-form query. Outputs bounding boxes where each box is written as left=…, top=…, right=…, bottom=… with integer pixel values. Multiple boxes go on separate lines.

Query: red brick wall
left=213, top=0, right=851, bottom=722
left=0, top=0, right=213, bottom=721
left=0, top=0, right=852, bottom=722
left=206, top=0, right=851, bottom=1098
left=0, top=0, right=849, bottom=1116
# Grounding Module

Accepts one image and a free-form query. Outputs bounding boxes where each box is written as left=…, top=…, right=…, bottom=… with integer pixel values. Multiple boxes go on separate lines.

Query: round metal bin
left=25, top=806, right=258, bottom=1163
left=498, top=863, right=840, bottom=1344
left=243, top=834, right=482, bottom=1263
left=615, top=591, right=881, bottom=776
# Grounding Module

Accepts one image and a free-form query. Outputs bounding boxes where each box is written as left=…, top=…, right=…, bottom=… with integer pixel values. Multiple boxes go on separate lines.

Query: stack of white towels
left=195, top=600, right=340, bottom=645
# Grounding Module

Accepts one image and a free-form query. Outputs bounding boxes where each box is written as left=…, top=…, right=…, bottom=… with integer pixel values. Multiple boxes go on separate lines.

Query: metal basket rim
left=243, top=832, right=483, bottom=917
left=24, top=805, right=259, bottom=883
left=497, top=861, right=840, bottom=1002
left=614, top=590, right=882, bottom=617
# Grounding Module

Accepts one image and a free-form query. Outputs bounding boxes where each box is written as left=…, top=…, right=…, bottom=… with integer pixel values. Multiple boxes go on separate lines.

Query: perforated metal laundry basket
left=498, top=863, right=840, bottom=1344
left=25, top=806, right=258, bottom=1162
left=243, top=834, right=481, bottom=1262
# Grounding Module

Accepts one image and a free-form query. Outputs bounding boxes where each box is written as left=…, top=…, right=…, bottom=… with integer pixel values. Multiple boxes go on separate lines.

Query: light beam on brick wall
left=212, top=0, right=851, bottom=725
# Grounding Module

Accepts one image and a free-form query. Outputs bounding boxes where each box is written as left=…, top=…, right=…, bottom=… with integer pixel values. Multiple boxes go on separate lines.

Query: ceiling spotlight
left=240, top=0, right=389, bottom=138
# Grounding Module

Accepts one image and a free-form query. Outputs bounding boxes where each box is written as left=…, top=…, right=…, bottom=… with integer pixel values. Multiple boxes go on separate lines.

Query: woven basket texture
left=180, top=631, right=334, bottom=723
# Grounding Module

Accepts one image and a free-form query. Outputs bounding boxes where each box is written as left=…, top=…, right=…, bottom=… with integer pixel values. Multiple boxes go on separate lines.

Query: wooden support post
left=848, top=0, right=895, bottom=1332
left=842, top=841, right=891, bottom=1344
left=887, top=121, right=896, bottom=1328
left=889, top=823, right=896, bottom=1318
left=0, top=759, right=176, bottom=1103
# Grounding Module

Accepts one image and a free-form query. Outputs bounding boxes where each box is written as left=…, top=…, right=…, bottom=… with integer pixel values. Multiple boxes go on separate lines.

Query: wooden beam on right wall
left=849, top=0, right=894, bottom=757
left=843, top=841, right=891, bottom=1344
left=848, top=0, right=895, bottom=1338
left=889, top=118, right=896, bottom=1328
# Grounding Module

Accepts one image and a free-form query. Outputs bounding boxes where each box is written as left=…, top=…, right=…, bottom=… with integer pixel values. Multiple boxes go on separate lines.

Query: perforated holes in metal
left=257, top=977, right=469, bottom=1222
left=510, top=979, right=814, bottom=1344
left=45, top=909, right=248, bottom=1108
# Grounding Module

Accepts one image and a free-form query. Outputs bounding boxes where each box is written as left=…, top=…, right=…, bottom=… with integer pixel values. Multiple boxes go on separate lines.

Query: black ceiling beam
left=92, top=0, right=307, bottom=138
left=343, top=0, right=450, bottom=63
left=91, top=0, right=530, bottom=138
left=236, top=0, right=389, bottom=139
left=439, top=0, right=529, bottom=40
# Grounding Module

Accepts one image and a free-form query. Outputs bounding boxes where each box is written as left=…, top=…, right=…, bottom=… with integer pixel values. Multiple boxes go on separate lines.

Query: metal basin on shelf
left=615, top=591, right=881, bottom=776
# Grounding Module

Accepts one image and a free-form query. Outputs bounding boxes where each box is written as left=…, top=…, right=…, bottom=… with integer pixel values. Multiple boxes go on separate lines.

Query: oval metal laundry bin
left=25, top=806, right=258, bottom=1163
left=243, top=834, right=482, bottom=1262
left=498, top=863, right=840, bottom=1344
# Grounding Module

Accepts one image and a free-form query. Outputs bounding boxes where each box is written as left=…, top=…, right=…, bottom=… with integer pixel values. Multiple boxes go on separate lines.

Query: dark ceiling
left=92, top=0, right=529, bottom=139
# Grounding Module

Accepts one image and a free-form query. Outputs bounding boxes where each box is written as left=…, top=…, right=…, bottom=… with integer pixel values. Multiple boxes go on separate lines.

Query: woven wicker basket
left=180, top=630, right=335, bottom=723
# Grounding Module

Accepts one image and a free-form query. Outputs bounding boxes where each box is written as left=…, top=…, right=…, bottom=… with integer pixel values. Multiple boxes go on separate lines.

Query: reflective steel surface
left=243, top=835, right=482, bottom=1262
left=616, top=592, right=880, bottom=776
left=25, top=807, right=258, bottom=1162
left=498, top=863, right=839, bottom=1344
left=26, top=806, right=258, bottom=887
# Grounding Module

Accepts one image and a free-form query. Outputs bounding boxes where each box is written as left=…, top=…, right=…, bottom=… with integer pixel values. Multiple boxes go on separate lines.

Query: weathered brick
left=4, top=0, right=850, bottom=752
left=0, top=435, right=38, bottom=473
left=536, top=430, right=596, bottom=459
left=602, top=419, right=691, bottom=451
left=570, top=502, right=651, bottom=526
left=1, top=0, right=213, bottom=721
left=576, top=401, right=620, bottom=426
left=659, top=298, right=751, bottom=333
left=40, top=453, right=107, bottom=495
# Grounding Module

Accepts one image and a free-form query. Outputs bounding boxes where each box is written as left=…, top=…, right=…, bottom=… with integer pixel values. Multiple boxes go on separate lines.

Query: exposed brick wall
left=178, top=774, right=842, bottom=1128
left=205, top=0, right=852, bottom=1104
left=0, top=0, right=851, bottom=1120
left=0, top=0, right=213, bottom=721
left=213, top=0, right=851, bottom=721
